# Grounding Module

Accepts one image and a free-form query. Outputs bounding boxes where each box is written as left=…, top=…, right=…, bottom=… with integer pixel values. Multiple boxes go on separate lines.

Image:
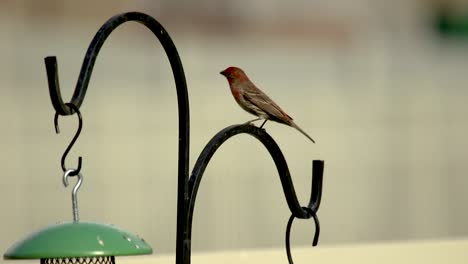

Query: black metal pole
left=46, top=12, right=324, bottom=264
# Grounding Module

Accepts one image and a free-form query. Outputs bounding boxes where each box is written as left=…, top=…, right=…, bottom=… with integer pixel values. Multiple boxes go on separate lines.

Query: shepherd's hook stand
left=46, top=12, right=324, bottom=264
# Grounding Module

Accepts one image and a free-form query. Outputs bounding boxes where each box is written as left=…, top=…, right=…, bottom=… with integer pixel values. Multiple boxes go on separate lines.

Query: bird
left=220, top=66, right=315, bottom=143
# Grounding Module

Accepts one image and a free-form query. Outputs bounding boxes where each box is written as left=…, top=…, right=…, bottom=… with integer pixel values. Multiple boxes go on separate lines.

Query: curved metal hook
left=45, top=11, right=189, bottom=118
left=186, top=124, right=324, bottom=255
left=285, top=207, right=320, bottom=264
left=63, top=169, right=83, bottom=222
left=45, top=12, right=189, bottom=263
left=54, top=103, right=82, bottom=176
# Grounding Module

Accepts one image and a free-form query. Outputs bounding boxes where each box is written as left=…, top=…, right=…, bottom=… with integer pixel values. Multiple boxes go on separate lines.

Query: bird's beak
left=220, top=70, right=226, bottom=76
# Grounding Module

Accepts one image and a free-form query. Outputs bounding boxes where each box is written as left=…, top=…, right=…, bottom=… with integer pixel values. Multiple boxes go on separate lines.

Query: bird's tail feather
left=291, top=122, right=315, bottom=143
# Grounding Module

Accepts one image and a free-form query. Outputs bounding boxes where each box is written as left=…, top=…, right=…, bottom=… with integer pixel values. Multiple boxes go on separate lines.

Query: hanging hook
left=63, top=169, right=83, bottom=222
left=54, top=103, right=82, bottom=176
left=285, top=207, right=320, bottom=264
left=284, top=160, right=323, bottom=264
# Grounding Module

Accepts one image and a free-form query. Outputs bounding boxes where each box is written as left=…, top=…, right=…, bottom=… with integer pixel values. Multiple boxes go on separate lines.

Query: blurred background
left=1, top=0, right=468, bottom=256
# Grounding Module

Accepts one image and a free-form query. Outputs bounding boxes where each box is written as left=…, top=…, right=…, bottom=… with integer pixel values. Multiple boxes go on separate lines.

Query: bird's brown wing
left=242, top=83, right=293, bottom=124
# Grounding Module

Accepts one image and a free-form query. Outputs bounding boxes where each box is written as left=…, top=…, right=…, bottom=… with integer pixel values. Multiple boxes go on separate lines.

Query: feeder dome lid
left=4, top=221, right=153, bottom=259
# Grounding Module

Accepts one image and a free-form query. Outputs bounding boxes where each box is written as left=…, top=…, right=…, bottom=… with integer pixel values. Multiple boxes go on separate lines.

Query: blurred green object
left=4, top=221, right=152, bottom=259
left=435, top=10, right=468, bottom=37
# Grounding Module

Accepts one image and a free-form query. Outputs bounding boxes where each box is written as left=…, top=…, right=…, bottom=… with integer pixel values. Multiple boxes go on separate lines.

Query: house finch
left=220, top=66, right=315, bottom=143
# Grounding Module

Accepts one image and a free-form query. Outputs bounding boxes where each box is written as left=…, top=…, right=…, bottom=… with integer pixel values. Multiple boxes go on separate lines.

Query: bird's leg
left=259, top=119, right=268, bottom=129
left=243, top=117, right=262, bottom=125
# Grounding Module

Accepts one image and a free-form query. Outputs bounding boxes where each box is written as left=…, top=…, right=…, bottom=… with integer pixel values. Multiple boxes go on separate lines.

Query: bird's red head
left=220, top=66, right=248, bottom=83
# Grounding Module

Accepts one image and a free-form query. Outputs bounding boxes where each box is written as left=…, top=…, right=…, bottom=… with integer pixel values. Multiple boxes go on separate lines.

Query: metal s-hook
left=285, top=207, right=320, bottom=264
left=54, top=103, right=83, bottom=176
left=285, top=160, right=323, bottom=264
left=63, top=169, right=83, bottom=222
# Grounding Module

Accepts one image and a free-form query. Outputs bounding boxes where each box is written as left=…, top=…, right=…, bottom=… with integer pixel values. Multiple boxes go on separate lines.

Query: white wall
left=1, top=0, right=467, bottom=255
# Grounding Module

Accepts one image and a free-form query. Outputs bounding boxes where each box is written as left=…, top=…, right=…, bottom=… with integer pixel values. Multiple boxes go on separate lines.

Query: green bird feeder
left=4, top=170, right=153, bottom=264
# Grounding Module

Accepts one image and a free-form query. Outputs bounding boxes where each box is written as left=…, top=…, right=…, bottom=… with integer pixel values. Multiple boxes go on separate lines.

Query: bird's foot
left=243, top=118, right=262, bottom=126
left=243, top=119, right=267, bottom=131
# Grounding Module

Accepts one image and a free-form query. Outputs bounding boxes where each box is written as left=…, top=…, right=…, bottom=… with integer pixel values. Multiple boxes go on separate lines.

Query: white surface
left=3, top=239, right=467, bottom=264
left=119, top=239, right=468, bottom=263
